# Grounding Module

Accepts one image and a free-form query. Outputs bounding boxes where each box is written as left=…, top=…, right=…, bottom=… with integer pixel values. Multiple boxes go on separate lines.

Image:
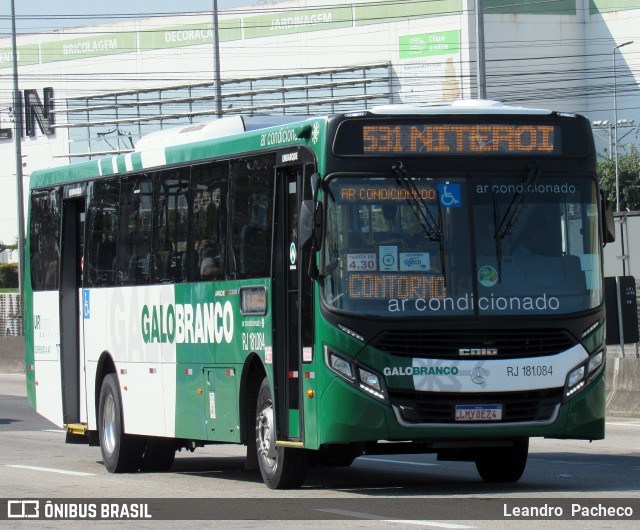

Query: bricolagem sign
left=0, top=87, right=54, bottom=140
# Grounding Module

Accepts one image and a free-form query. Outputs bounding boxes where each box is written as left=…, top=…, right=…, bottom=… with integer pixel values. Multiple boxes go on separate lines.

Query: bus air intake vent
left=371, top=329, right=576, bottom=359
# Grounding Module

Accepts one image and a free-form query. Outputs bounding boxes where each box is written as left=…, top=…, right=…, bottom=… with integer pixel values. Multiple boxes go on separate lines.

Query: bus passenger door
left=59, top=194, right=85, bottom=426
left=272, top=157, right=315, bottom=444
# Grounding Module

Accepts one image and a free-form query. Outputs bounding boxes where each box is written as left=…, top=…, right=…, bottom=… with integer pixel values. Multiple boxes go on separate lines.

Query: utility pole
left=212, top=0, right=223, bottom=117
left=11, top=0, right=25, bottom=299
left=476, top=0, right=486, bottom=99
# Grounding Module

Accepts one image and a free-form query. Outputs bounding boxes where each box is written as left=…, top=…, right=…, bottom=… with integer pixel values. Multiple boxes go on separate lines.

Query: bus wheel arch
left=94, top=351, right=117, bottom=423
left=97, top=372, right=145, bottom=473
left=255, top=376, right=309, bottom=489
left=239, top=353, right=267, bottom=471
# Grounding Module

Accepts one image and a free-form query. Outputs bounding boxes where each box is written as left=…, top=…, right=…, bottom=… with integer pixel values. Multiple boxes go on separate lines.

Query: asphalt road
left=1, top=374, right=639, bottom=529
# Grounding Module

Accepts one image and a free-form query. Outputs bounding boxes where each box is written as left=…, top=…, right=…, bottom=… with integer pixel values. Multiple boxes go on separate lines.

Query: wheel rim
left=102, top=393, right=117, bottom=455
left=256, top=398, right=277, bottom=470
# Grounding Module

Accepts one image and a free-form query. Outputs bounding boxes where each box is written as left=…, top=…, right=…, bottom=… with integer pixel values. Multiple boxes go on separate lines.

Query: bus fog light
left=329, top=353, right=354, bottom=380
left=568, top=365, right=585, bottom=388
left=588, top=351, right=603, bottom=373
left=358, top=368, right=381, bottom=391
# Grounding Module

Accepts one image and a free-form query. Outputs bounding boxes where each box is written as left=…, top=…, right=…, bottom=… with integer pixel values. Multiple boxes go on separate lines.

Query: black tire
left=475, top=439, right=529, bottom=483
left=98, top=374, right=144, bottom=473
left=255, top=377, right=308, bottom=489
left=140, top=438, right=176, bottom=472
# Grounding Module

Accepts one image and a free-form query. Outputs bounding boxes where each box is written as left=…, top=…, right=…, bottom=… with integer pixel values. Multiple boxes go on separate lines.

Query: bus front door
left=272, top=162, right=315, bottom=444
left=59, top=196, right=85, bottom=427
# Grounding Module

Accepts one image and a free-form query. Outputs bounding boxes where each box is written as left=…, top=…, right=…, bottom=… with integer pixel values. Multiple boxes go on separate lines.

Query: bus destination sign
left=332, top=119, right=577, bottom=157
left=362, top=124, right=556, bottom=155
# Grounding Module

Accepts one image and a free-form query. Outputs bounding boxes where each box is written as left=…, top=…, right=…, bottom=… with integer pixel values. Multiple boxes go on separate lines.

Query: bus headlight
left=567, top=366, right=585, bottom=388
left=358, top=367, right=385, bottom=401
left=588, top=351, right=603, bottom=374
left=564, top=350, right=605, bottom=401
left=358, top=367, right=381, bottom=391
left=324, top=345, right=388, bottom=404
left=329, top=352, right=354, bottom=381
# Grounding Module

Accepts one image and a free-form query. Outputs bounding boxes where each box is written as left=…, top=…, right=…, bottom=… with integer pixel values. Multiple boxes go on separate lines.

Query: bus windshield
left=322, top=173, right=602, bottom=317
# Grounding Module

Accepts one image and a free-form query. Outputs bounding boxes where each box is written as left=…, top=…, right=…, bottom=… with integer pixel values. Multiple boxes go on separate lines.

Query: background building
left=0, top=0, right=638, bottom=246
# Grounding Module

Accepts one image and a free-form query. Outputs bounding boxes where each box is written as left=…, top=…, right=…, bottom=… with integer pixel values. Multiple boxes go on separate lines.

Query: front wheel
left=475, top=438, right=529, bottom=483
left=255, top=377, right=308, bottom=489
left=98, top=374, right=144, bottom=473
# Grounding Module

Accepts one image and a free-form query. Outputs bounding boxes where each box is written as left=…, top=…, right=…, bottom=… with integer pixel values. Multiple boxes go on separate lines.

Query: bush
left=0, top=263, right=19, bottom=289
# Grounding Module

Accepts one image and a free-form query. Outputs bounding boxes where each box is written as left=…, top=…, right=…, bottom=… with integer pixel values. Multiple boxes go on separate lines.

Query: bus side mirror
left=601, top=192, right=615, bottom=244
left=299, top=200, right=323, bottom=252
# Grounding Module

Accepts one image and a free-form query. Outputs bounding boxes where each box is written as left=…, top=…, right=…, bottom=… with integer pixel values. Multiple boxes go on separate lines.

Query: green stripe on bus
left=131, top=152, right=143, bottom=171
left=99, top=158, right=113, bottom=175
left=116, top=155, right=127, bottom=174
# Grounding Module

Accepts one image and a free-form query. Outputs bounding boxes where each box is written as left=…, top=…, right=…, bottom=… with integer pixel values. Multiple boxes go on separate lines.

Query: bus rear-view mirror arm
left=299, top=199, right=323, bottom=280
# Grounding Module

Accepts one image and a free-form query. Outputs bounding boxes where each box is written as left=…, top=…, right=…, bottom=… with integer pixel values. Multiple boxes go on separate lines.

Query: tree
left=598, top=145, right=640, bottom=212
left=0, top=263, right=18, bottom=288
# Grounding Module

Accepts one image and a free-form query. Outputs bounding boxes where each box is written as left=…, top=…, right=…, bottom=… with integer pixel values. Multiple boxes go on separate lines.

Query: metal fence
left=0, top=293, right=23, bottom=337
left=52, top=62, right=393, bottom=161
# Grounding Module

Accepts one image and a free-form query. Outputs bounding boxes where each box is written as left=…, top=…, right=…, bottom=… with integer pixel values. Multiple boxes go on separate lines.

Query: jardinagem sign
left=141, top=302, right=234, bottom=344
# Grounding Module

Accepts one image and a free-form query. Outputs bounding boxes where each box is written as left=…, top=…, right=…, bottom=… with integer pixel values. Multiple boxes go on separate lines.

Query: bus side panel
left=174, top=281, right=267, bottom=442
left=83, top=286, right=174, bottom=437
left=32, top=291, right=64, bottom=427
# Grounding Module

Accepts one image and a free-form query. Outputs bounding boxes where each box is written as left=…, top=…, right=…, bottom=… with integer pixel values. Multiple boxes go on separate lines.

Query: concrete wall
left=0, top=337, right=26, bottom=374
left=605, top=356, right=640, bottom=418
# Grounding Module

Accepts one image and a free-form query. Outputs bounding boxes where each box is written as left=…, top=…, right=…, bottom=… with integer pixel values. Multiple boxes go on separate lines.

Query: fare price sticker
left=347, top=252, right=377, bottom=271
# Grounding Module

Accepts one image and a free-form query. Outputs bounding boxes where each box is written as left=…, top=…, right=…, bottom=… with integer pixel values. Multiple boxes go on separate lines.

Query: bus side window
left=153, top=168, right=189, bottom=283
left=229, top=155, right=274, bottom=279
left=118, top=174, right=153, bottom=286
left=85, top=179, right=119, bottom=287
left=189, top=162, right=228, bottom=282
left=29, top=188, right=61, bottom=291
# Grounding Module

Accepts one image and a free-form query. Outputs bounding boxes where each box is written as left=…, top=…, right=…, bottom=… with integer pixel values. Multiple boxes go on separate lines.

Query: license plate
left=455, top=404, right=502, bottom=422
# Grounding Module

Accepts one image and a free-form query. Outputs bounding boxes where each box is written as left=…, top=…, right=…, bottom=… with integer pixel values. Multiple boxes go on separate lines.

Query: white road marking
left=358, top=457, right=437, bottom=467
left=6, top=465, right=95, bottom=476
left=317, top=509, right=476, bottom=528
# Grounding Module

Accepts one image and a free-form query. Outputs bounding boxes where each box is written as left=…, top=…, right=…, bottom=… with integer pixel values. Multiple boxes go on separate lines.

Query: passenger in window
left=49, top=239, right=59, bottom=285
left=197, top=238, right=224, bottom=279
left=30, top=239, right=44, bottom=289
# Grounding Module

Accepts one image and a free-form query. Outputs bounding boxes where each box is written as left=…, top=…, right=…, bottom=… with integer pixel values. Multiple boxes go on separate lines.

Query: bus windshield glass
left=322, top=174, right=602, bottom=317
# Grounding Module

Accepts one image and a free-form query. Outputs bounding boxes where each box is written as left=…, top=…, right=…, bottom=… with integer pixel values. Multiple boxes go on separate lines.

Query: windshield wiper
left=392, top=162, right=442, bottom=241
left=392, top=162, right=446, bottom=284
left=493, top=164, right=541, bottom=282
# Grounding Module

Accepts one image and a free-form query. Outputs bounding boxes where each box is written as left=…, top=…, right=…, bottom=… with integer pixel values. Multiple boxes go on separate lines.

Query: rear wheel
left=475, top=439, right=529, bottom=483
left=255, top=377, right=308, bottom=489
left=98, top=374, right=144, bottom=473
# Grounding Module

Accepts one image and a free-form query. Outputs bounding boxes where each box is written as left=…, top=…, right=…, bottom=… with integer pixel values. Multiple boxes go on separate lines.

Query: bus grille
left=371, top=329, right=576, bottom=359
left=390, top=388, right=562, bottom=424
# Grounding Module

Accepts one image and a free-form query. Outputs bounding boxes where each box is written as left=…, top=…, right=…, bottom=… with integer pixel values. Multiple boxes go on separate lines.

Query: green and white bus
left=25, top=101, right=613, bottom=488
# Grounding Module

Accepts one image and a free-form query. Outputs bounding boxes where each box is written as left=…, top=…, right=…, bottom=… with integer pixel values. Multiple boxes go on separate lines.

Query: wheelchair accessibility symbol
left=83, top=290, right=90, bottom=319
left=437, top=183, right=461, bottom=208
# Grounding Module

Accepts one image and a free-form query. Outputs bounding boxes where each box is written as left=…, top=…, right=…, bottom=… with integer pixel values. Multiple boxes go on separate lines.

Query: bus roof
left=134, top=115, right=313, bottom=152
left=369, top=99, right=555, bottom=116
